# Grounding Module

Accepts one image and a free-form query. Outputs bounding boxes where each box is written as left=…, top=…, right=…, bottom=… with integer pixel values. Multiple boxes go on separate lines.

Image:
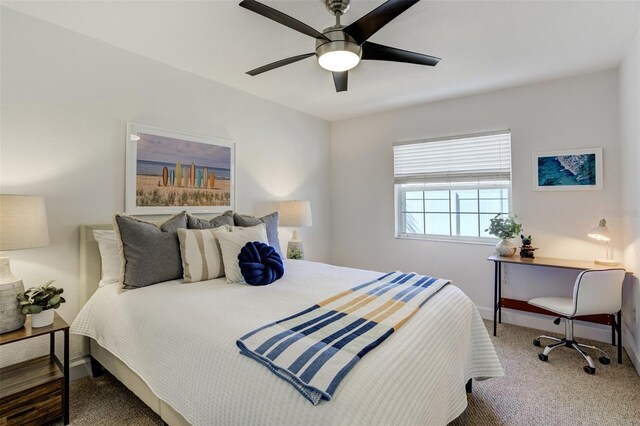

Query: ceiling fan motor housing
left=315, top=26, right=361, bottom=60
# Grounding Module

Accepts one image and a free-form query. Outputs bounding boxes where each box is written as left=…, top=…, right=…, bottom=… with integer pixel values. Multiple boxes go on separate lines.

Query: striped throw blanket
left=236, top=272, right=450, bottom=404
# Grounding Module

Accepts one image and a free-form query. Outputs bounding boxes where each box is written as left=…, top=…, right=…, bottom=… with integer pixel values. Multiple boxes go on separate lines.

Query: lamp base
left=287, top=241, right=304, bottom=260
left=0, top=257, right=26, bottom=334
left=0, top=256, right=20, bottom=286
left=594, top=258, right=620, bottom=266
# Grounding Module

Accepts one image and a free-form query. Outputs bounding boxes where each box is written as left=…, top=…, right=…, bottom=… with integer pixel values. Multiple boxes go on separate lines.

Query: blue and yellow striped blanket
left=236, top=272, right=450, bottom=405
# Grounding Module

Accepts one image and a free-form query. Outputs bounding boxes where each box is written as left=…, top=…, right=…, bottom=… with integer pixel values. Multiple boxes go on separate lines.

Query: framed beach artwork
left=125, top=123, right=234, bottom=214
left=533, top=147, right=602, bottom=191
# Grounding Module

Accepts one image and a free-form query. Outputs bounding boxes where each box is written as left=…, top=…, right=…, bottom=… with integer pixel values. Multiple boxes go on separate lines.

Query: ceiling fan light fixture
left=318, top=50, right=360, bottom=72
left=315, top=25, right=362, bottom=72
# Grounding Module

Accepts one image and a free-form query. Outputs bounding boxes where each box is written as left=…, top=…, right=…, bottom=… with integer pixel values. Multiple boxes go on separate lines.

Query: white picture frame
left=533, top=147, right=603, bottom=191
left=125, top=123, right=235, bottom=214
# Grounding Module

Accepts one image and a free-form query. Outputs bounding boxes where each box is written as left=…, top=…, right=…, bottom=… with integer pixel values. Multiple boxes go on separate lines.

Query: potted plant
left=16, top=281, right=65, bottom=328
left=485, top=214, right=523, bottom=257
left=287, top=246, right=304, bottom=260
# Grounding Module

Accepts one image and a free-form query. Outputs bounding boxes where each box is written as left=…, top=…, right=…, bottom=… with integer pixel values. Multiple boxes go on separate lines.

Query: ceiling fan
left=239, top=0, right=441, bottom=92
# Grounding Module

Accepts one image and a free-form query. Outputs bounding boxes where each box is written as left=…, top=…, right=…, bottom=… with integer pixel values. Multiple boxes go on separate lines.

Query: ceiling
left=4, top=0, right=640, bottom=121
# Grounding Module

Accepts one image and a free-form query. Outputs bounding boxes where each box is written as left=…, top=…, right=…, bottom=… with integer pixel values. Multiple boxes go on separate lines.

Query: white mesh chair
left=528, top=268, right=626, bottom=374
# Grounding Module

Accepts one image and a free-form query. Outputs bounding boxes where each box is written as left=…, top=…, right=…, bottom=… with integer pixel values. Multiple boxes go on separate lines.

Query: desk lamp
left=587, top=219, right=619, bottom=266
left=0, top=195, right=50, bottom=333
left=279, top=201, right=312, bottom=260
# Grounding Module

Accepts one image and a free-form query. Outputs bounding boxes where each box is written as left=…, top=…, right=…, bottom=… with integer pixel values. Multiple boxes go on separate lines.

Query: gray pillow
left=233, top=212, right=282, bottom=256
left=114, top=212, right=187, bottom=290
left=187, top=210, right=234, bottom=229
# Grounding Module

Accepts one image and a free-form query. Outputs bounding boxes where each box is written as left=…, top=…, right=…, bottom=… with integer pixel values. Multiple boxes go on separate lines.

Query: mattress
left=72, top=260, right=503, bottom=425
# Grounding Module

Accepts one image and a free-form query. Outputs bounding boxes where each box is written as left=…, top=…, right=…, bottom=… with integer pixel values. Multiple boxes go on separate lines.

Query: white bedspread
left=72, top=260, right=503, bottom=425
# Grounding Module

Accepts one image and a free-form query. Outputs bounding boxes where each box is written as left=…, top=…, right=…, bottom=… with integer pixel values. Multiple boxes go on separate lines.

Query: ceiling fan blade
left=361, top=41, right=440, bottom=66
left=239, top=0, right=329, bottom=41
left=246, top=53, right=315, bottom=76
left=332, top=71, right=348, bottom=92
left=343, top=0, right=420, bottom=45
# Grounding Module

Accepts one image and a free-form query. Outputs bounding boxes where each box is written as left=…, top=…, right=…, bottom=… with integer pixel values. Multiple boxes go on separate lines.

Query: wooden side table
left=0, top=312, right=69, bottom=425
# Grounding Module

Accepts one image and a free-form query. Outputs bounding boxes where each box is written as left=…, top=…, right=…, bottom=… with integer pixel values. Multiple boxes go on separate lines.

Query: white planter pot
left=495, top=239, right=517, bottom=257
left=31, top=309, right=54, bottom=328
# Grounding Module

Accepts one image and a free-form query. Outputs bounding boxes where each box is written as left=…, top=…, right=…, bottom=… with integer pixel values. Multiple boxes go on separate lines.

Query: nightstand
left=0, top=312, right=69, bottom=425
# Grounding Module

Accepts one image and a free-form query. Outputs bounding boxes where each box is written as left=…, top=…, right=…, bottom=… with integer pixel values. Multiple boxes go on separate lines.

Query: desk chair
left=528, top=268, right=626, bottom=374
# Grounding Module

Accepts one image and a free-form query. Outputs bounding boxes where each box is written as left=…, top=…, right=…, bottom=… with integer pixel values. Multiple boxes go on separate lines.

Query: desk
left=487, top=255, right=632, bottom=364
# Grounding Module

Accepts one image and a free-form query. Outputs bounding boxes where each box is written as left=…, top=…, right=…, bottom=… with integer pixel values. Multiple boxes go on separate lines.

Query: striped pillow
left=177, top=227, right=229, bottom=283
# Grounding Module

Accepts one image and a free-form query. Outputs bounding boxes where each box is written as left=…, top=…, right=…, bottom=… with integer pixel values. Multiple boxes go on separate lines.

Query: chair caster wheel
left=538, top=354, right=548, bottom=362
left=583, top=366, right=596, bottom=374
left=598, top=357, right=610, bottom=365
left=533, top=339, right=541, bottom=347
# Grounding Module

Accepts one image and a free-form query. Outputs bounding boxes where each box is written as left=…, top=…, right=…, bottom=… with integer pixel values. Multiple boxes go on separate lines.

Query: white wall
left=620, top=24, right=640, bottom=371
left=331, top=70, right=625, bottom=342
left=0, top=9, right=331, bottom=367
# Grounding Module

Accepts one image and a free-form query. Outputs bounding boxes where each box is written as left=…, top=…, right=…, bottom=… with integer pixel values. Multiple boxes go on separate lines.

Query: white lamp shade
left=587, top=218, right=610, bottom=242
left=0, top=195, right=50, bottom=251
left=279, top=200, right=312, bottom=227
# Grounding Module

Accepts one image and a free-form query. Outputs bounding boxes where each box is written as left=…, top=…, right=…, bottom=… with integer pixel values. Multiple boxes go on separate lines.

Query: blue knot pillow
left=238, top=241, right=284, bottom=286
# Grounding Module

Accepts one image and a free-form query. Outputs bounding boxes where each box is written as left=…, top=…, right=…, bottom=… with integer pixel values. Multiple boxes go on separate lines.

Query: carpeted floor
left=52, top=321, right=640, bottom=425
left=450, top=321, right=640, bottom=425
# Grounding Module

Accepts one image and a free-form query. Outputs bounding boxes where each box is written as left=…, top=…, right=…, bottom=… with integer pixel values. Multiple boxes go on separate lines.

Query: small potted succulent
left=287, top=246, right=304, bottom=260
left=16, top=281, right=65, bottom=328
left=485, top=214, right=523, bottom=257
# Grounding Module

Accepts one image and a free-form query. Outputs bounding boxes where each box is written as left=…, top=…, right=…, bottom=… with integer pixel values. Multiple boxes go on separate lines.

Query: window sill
left=395, top=234, right=498, bottom=246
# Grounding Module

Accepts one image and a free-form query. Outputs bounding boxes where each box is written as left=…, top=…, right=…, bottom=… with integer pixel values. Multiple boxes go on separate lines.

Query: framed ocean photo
left=533, top=148, right=602, bottom=191
left=125, top=123, right=234, bottom=214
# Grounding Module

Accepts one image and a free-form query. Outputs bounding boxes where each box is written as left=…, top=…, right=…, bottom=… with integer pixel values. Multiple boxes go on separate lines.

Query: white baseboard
left=478, top=306, right=640, bottom=376
left=70, top=356, right=91, bottom=381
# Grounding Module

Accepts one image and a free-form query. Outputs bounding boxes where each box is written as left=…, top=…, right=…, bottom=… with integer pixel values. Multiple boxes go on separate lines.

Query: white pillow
left=93, top=230, right=121, bottom=286
left=216, top=224, right=268, bottom=283
left=177, top=226, right=230, bottom=283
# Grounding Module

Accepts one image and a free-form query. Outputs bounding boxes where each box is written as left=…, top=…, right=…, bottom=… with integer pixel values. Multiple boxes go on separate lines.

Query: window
left=394, top=131, right=512, bottom=241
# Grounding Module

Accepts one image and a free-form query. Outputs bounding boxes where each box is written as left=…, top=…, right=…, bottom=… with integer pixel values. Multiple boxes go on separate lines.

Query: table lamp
left=587, top=218, right=619, bottom=266
left=0, top=195, right=50, bottom=333
left=279, top=200, right=312, bottom=260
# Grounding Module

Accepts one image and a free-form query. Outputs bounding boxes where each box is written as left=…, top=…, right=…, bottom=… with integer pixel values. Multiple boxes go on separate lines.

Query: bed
left=73, top=224, right=503, bottom=425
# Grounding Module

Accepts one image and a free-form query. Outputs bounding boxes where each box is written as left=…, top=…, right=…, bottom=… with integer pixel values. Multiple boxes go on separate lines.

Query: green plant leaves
left=22, top=305, right=43, bottom=314
left=15, top=280, right=65, bottom=314
left=287, top=247, right=303, bottom=260
left=485, top=214, right=523, bottom=240
left=48, top=294, right=61, bottom=306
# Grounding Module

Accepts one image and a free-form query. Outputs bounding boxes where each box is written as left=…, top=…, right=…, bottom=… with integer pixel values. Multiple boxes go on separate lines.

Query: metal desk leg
left=50, top=332, right=55, bottom=356
left=617, top=310, right=622, bottom=364
left=64, top=329, right=70, bottom=425
left=498, top=262, right=502, bottom=324
left=493, top=261, right=498, bottom=336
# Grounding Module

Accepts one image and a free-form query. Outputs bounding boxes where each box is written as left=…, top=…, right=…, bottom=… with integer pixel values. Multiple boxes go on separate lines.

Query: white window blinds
left=393, top=131, right=512, bottom=184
